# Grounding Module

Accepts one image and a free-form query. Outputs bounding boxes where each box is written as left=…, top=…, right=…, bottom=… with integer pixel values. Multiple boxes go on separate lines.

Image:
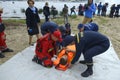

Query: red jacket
left=0, top=12, right=7, bottom=51
left=35, top=33, right=56, bottom=60
left=0, top=32, right=7, bottom=51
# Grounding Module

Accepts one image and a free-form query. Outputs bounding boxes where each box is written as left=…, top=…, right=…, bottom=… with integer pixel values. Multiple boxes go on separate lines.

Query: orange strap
left=55, top=64, right=69, bottom=71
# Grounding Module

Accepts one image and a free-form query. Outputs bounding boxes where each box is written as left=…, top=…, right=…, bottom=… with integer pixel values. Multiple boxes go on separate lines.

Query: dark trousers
left=97, top=9, right=101, bottom=16
left=45, top=15, right=49, bottom=22
left=83, top=40, right=110, bottom=63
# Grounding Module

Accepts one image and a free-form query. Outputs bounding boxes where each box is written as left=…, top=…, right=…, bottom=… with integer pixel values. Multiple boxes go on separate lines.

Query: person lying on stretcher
left=52, top=44, right=76, bottom=71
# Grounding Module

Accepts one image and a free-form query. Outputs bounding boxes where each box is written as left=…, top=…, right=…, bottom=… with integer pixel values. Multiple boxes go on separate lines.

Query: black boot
left=32, top=55, right=43, bottom=65
left=81, top=64, right=93, bottom=77
left=0, top=52, right=5, bottom=58
left=2, top=48, right=14, bottom=53
left=79, top=60, right=87, bottom=64
left=32, top=55, right=39, bottom=62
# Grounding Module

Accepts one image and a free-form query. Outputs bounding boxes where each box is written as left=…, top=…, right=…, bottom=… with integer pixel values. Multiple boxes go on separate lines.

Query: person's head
left=64, top=4, right=66, bottom=7
left=45, top=2, right=48, bottom=6
left=65, top=23, right=71, bottom=31
left=27, top=0, right=34, bottom=7
left=0, top=7, right=3, bottom=13
left=51, top=30, right=62, bottom=42
left=105, top=3, right=108, bottom=6
left=62, top=35, right=75, bottom=47
left=88, top=0, right=93, bottom=5
left=79, top=4, right=82, bottom=6
left=77, top=23, right=84, bottom=32
left=59, top=55, right=68, bottom=65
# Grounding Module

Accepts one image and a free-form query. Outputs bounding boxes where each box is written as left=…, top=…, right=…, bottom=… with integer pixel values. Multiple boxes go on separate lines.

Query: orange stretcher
left=53, top=44, right=76, bottom=71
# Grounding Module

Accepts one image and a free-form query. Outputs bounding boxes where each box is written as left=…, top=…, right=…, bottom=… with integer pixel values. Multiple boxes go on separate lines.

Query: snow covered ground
left=0, top=41, right=120, bottom=80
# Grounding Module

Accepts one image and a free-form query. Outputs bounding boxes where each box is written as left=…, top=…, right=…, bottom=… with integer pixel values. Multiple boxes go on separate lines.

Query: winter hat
left=62, top=35, right=75, bottom=47
left=53, top=30, right=62, bottom=42
left=78, top=23, right=84, bottom=29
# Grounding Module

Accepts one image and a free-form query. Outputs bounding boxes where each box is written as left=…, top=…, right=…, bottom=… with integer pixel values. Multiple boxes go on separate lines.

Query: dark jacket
left=71, top=31, right=110, bottom=64
left=63, top=6, right=68, bottom=15
left=25, top=7, right=40, bottom=28
left=25, top=7, right=40, bottom=35
left=98, top=3, right=102, bottom=10
left=43, top=6, right=50, bottom=16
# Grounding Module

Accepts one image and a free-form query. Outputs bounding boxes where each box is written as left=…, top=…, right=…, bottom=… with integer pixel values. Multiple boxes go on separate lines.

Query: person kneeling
left=32, top=30, right=62, bottom=68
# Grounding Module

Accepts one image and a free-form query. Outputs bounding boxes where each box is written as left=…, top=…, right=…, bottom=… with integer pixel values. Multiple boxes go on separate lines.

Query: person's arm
left=88, top=4, right=96, bottom=12
left=71, top=35, right=84, bottom=64
left=71, top=45, right=81, bottom=64
left=25, top=8, right=31, bottom=29
left=36, top=7, right=40, bottom=23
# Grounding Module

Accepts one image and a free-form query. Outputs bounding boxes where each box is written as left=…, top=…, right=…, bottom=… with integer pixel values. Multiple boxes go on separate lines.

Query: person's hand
left=28, top=29, right=32, bottom=33
left=51, top=55, right=57, bottom=61
left=88, top=6, right=91, bottom=10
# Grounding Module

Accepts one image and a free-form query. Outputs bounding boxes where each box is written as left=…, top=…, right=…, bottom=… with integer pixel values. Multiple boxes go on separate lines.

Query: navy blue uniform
left=84, top=23, right=99, bottom=32
left=41, top=21, right=58, bottom=35
left=71, top=31, right=110, bottom=64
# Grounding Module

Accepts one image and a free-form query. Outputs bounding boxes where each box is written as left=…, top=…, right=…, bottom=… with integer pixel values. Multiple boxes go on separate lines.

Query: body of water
left=0, top=1, right=119, bottom=19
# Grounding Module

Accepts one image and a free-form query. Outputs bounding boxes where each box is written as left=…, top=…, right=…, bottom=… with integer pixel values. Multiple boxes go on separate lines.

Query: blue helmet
left=62, top=35, right=75, bottom=47
left=59, top=26, right=66, bottom=33
left=41, top=21, right=58, bottom=33
left=78, top=23, right=84, bottom=29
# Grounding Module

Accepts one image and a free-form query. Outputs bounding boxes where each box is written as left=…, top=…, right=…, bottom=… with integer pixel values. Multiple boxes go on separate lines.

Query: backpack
left=0, top=23, right=5, bottom=32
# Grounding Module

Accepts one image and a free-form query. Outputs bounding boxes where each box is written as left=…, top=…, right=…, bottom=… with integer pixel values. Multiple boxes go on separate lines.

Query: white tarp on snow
left=0, top=41, right=120, bottom=80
